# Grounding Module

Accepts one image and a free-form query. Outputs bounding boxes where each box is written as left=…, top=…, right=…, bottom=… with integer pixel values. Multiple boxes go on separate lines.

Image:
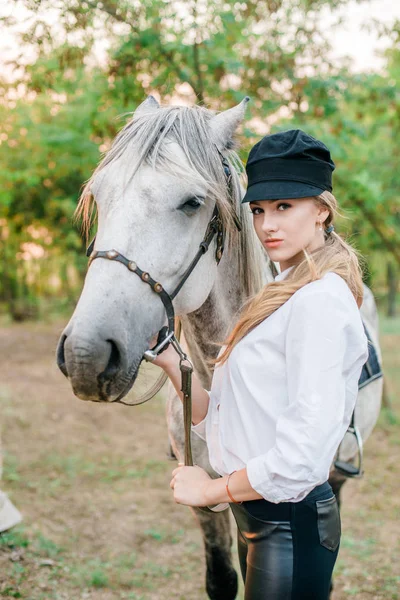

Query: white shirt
left=192, top=269, right=368, bottom=503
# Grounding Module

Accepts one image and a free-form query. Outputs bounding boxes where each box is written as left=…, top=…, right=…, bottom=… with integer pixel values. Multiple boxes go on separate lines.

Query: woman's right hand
left=148, top=334, right=180, bottom=372
left=148, top=331, right=210, bottom=424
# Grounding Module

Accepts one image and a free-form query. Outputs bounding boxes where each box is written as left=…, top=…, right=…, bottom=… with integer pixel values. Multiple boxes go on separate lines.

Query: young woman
left=153, top=130, right=368, bottom=599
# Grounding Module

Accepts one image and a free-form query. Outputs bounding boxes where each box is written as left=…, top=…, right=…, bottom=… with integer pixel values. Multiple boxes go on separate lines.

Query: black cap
left=241, top=129, right=335, bottom=203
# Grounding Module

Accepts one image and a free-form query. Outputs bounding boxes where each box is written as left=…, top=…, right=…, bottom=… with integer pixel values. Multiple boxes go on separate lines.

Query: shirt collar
left=274, top=266, right=294, bottom=282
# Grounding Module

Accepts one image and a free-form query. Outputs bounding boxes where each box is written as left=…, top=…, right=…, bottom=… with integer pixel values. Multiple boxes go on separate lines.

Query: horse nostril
left=100, top=340, right=121, bottom=382
left=56, top=334, right=69, bottom=378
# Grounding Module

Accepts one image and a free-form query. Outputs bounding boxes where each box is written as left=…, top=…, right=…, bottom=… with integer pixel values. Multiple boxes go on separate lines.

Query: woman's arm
left=151, top=340, right=263, bottom=506
left=151, top=340, right=210, bottom=425
left=171, top=465, right=263, bottom=507
left=245, top=289, right=368, bottom=503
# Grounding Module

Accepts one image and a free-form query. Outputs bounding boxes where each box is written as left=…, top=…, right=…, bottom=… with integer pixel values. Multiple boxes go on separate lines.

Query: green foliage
left=0, top=528, right=30, bottom=549
left=88, top=568, right=110, bottom=588
left=0, top=0, right=399, bottom=317
left=282, top=68, right=400, bottom=270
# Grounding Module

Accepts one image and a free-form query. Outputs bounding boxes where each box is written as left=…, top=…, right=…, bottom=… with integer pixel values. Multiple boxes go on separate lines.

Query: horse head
left=56, top=96, right=252, bottom=402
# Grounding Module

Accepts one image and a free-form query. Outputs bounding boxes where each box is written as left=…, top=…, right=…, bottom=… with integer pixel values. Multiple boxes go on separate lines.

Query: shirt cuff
left=247, top=455, right=327, bottom=504
left=246, top=456, right=286, bottom=504
left=190, top=390, right=211, bottom=442
left=191, top=418, right=206, bottom=441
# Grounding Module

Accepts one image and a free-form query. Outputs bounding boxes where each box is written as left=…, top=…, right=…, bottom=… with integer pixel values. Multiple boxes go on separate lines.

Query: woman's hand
left=170, top=465, right=212, bottom=507
left=148, top=333, right=179, bottom=371
left=147, top=332, right=210, bottom=425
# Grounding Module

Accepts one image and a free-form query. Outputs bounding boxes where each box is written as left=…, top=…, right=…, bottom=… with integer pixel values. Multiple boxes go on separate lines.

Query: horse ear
left=209, top=97, right=250, bottom=150
left=134, top=95, right=160, bottom=117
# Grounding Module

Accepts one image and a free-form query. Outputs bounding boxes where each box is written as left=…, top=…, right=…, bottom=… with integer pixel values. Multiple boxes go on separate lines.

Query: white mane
left=77, top=103, right=264, bottom=298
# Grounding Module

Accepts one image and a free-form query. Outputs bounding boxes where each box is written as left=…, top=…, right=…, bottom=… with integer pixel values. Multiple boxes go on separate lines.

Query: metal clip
left=170, top=336, right=191, bottom=365
left=143, top=331, right=175, bottom=362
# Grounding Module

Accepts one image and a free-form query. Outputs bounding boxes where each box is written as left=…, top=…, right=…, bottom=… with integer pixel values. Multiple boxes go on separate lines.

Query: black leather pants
left=230, top=482, right=340, bottom=600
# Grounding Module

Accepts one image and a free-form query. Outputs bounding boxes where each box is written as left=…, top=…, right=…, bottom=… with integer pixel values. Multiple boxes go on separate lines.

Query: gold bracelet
left=226, top=471, right=242, bottom=504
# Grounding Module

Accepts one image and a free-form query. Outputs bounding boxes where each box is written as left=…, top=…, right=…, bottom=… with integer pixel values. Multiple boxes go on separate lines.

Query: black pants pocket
left=316, top=496, right=341, bottom=552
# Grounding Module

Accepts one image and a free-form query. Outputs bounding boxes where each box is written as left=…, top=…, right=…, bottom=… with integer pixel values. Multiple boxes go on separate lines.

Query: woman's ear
left=317, top=207, right=330, bottom=225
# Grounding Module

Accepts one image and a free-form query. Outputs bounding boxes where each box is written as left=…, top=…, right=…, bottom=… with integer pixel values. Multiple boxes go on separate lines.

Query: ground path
left=0, top=320, right=399, bottom=599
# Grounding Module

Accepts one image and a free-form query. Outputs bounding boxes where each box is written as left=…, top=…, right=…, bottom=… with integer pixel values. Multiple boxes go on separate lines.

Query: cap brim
left=241, top=180, right=326, bottom=203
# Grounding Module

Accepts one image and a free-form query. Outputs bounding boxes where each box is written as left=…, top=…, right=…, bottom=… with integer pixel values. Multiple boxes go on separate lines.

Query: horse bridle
left=87, top=203, right=228, bottom=340
left=85, top=155, right=241, bottom=496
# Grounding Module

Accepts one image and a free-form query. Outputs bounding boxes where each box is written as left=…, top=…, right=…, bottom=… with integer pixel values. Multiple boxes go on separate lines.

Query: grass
left=0, top=526, right=179, bottom=598
left=2, top=452, right=167, bottom=495
left=0, top=315, right=398, bottom=599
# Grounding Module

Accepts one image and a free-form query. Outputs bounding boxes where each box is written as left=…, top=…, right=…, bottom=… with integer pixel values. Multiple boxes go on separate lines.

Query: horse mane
left=76, top=103, right=264, bottom=299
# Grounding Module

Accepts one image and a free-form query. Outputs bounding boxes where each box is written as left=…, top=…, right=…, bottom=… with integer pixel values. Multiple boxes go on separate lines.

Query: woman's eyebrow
left=249, top=200, right=281, bottom=206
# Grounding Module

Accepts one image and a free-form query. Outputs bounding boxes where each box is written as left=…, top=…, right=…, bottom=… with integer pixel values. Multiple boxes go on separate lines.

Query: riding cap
left=241, top=129, right=335, bottom=203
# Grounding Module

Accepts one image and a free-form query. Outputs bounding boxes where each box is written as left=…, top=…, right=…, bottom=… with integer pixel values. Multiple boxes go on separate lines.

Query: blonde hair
left=215, top=191, right=364, bottom=366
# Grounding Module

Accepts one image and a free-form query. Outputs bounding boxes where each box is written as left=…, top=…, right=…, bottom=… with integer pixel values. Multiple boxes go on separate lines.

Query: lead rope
left=167, top=335, right=194, bottom=468
left=166, top=335, right=226, bottom=513
left=180, top=360, right=194, bottom=468
left=181, top=360, right=226, bottom=513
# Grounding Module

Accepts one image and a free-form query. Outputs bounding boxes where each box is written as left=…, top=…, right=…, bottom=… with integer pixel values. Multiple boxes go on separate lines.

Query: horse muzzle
left=56, top=327, right=140, bottom=402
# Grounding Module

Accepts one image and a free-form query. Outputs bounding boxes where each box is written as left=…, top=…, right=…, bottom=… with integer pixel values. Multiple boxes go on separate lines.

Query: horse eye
left=181, top=198, right=203, bottom=210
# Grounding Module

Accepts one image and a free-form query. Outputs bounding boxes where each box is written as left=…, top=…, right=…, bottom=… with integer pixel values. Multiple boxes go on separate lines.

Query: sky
left=0, top=0, right=399, bottom=80
left=325, top=0, right=400, bottom=71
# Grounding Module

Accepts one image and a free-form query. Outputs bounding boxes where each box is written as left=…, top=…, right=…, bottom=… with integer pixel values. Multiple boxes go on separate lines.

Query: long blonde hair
left=215, top=191, right=364, bottom=366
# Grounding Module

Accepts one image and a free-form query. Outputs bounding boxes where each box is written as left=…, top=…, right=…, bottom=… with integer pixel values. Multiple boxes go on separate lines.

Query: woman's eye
left=277, top=203, right=291, bottom=211
left=250, top=207, right=263, bottom=215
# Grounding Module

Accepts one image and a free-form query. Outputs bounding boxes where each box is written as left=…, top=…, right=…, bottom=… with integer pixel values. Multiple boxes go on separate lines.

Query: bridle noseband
left=87, top=203, right=225, bottom=338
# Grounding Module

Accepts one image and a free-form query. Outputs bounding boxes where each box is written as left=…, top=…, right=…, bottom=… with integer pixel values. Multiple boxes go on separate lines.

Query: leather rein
left=85, top=155, right=241, bottom=481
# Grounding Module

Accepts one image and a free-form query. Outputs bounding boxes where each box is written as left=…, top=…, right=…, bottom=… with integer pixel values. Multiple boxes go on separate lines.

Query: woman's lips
left=264, top=239, right=283, bottom=248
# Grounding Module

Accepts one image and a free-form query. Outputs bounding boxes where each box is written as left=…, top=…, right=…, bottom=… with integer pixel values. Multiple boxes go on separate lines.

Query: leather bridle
left=85, top=155, right=241, bottom=502
left=87, top=204, right=226, bottom=341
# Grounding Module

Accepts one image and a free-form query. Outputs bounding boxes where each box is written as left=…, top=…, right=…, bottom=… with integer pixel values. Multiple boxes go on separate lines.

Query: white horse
left=57, top=96, right=383, bottom=600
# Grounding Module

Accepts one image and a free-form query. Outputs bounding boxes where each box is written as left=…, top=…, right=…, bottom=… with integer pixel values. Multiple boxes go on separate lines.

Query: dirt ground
left=0, top=319, right=399, bottom=600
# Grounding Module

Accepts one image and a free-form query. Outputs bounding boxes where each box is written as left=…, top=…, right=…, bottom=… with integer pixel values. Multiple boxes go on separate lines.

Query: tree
left=1, top=0, right=399, bottom=316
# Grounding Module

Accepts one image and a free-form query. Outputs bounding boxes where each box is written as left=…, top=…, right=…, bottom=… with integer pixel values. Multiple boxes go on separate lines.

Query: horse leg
left=328, top=471, right=347, bottom=598
left=329, top=470, right=347, bottom=510
left=192, top=507, right=238, bottom=600
left=166, top=441, right=177, bottom=461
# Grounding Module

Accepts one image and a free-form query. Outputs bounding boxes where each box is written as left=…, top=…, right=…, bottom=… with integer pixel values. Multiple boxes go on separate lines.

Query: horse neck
left=181, top=244, right=261, bottom=388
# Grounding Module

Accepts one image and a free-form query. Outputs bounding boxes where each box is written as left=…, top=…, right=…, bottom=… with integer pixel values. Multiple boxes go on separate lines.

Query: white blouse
left=192, top=269, right=368, bottom=503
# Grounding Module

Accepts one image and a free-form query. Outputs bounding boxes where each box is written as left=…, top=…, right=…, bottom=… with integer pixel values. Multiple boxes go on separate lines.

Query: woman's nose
left=261, top=216, right=279, bottom=233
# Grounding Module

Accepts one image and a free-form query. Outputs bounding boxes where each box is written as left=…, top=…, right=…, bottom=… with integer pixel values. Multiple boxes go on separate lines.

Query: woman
left=153, top=130, right=368, bottom=599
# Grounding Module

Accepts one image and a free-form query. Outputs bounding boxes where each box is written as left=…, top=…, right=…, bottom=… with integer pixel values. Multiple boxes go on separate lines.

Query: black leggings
left=230, top=482, right=340, bottom=600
